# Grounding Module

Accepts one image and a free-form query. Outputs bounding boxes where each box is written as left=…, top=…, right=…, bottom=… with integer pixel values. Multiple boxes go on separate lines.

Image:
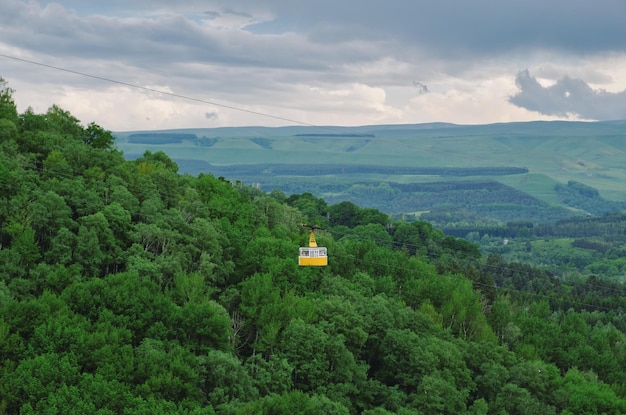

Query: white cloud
left=1, top=0, right=626, bottom=130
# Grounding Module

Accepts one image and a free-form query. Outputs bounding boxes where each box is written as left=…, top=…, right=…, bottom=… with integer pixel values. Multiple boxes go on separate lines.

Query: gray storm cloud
left=2, top=0, right=626, bottom=129
left=509, top=70, right=626, bottom=121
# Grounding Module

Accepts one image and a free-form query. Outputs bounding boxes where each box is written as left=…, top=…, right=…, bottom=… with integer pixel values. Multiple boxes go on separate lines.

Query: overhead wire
left=3, top=51, right=625, bottom=191
left=0, top=60, right=620, bottom=302
left=3, top=52, right=626, bottom=304
left=0, top=52, right=318, bottom=127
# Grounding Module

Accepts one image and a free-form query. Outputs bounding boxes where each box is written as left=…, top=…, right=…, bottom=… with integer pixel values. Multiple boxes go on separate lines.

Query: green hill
left=114, top=120, right=626, bottom=224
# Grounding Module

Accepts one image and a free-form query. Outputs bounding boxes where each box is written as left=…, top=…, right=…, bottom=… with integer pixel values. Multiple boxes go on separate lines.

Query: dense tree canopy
left=1, top=79, right=626, bottom=413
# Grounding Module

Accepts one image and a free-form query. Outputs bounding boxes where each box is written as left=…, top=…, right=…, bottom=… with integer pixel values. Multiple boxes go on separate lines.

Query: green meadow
left=115, top=120, right=626, bottom=224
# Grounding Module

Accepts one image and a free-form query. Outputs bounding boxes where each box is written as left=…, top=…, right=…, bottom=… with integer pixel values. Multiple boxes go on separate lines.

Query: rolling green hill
left=114, top=120, right=626, bottom=223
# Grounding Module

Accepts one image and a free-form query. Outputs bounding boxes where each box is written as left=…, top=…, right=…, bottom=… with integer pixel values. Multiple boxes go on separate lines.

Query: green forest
left=2, top=77, right=626, bottom=414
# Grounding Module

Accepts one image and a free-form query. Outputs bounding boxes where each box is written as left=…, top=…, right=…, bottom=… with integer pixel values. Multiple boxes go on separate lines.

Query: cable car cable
left=0, top=52, right=318, bottom=127
left=4, top=50, right=625, bottom=192
left=4, top=53, right=626, bottom=297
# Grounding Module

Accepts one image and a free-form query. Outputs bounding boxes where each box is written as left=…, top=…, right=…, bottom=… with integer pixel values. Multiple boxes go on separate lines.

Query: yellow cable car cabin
left=299, top=226, right=328, bottom=266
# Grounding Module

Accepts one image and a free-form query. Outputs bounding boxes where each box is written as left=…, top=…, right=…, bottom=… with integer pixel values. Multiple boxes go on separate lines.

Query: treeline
left=249, top=138, right=272, bottom=149
left=390, top=180, right=533, bottom=194
left=243, top=178, right=575, bottom=224
left=128, top=133, right=198, bottom=144
left=436, top=208, right=626, bottom=280
left=555, top=180, right=626, bottom=215
left=293, top=133, right=375, bottom=137
left=205, top=164, right=528, bottom=178
left=2, top=77, right=626, bottom=414
left=439, top=212, right=626, bottom=240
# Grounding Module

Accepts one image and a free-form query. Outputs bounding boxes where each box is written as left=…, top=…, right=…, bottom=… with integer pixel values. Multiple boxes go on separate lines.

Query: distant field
left=114, top=120, right=626, bottom=223
left=497, top=173, right=563, bottom=206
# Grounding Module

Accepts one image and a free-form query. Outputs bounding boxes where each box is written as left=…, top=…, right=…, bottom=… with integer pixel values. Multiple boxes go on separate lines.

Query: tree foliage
left=1, top=79, right=625, bottom=414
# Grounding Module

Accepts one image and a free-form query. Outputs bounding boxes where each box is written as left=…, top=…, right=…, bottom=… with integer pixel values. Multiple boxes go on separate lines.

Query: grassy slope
left=114, top=120, right=626, bottom=209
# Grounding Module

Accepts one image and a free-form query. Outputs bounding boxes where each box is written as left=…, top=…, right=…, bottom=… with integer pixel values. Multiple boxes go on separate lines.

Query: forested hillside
left=2, top=77, right=626, bottom=414
left=114, top=119, right=626, bottom=226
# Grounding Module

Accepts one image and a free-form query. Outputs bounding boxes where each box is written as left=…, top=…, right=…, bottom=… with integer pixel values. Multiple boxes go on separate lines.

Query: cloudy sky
left=1, top=0, right=626, bottom=131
